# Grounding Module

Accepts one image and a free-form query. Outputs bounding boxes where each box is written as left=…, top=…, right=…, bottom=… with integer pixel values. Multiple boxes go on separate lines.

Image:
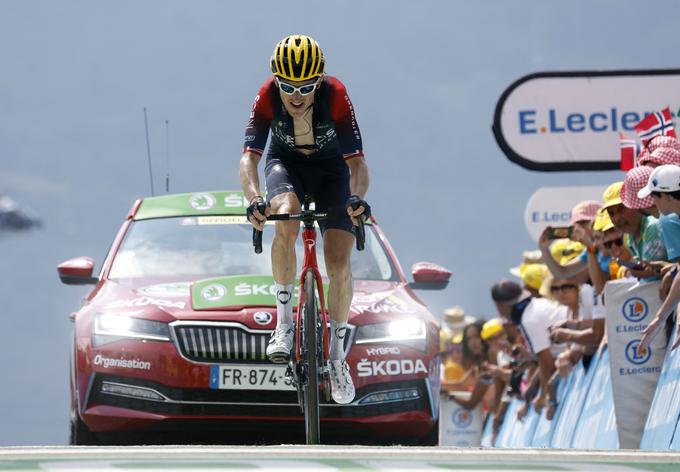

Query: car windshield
left=108, top=216, right=398, bottom=281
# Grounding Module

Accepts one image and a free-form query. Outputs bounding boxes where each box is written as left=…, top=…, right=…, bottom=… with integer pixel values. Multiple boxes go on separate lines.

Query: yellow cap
left=550, top=239, right=585, bottom=266
left=481, top=318, right=504, bottom=341
left=593, top=207, right=612, bottom=232
left=518, top=263, right=549, bottom=291
left=602, top=181, right=624, bottom=210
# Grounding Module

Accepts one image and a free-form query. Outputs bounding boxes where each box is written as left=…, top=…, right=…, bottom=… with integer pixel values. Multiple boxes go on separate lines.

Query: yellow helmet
left=270, top=35, right=325, bottom=82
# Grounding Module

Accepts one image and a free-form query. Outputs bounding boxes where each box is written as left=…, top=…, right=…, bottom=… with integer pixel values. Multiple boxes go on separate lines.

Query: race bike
left=252, top=196, right=365, bottom=444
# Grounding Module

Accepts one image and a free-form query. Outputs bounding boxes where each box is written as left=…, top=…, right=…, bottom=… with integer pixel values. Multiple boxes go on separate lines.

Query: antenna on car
left=143, top=107, right=155, bottom=196
left=164, top=119, right=170, bottom=193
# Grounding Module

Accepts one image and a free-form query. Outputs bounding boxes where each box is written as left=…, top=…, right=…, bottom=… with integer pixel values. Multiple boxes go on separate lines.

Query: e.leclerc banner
left=525, top=185, right=606, bottom=241
left=605, top=279, right=667, bottom=449
left=493, top=69, right=680, bottom=171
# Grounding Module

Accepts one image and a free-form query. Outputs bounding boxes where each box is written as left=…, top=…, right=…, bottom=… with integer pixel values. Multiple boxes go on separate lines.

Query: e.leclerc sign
left=525, top=186, right=606, bottom=241
left=493, top=69, right=680, bottom=171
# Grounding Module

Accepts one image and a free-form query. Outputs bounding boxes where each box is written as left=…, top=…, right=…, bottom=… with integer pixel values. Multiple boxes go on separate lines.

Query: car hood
left=91, top=275, right=433, bottom=327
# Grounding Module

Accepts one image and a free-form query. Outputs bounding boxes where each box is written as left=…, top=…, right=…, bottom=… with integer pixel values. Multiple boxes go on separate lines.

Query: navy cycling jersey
left=244, top=75, right=364, bottom=161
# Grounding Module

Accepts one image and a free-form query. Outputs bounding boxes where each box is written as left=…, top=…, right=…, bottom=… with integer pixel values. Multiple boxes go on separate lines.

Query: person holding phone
left=538, top=200, right=608, bottom=285
left=609, top=173, right=667, bottom=281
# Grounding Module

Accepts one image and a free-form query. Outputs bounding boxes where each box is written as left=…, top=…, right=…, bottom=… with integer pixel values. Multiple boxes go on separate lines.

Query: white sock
left=275, top=283, right=294, bottom=329
left=330, top=320, right=349, bottom=361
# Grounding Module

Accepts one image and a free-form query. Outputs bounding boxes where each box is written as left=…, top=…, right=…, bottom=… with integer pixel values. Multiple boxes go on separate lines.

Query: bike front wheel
left=302, top=270, right=321, bottom=444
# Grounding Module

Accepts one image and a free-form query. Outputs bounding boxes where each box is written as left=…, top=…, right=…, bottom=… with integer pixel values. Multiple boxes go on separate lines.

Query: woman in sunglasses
left=240, top=35, right=370, bottom=404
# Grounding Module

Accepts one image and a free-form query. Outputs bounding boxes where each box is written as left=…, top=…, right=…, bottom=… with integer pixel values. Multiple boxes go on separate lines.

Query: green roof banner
left=192, top=274, right=329, bottom=310
left=134, top=191, right=250, bottom=220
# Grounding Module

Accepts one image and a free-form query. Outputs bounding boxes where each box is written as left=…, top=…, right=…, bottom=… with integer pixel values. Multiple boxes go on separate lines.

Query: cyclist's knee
left=270, top=192, right=300, bottom=214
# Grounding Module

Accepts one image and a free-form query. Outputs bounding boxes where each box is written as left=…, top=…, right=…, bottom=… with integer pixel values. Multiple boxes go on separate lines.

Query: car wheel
left=69, top=415, right=99, bottom=445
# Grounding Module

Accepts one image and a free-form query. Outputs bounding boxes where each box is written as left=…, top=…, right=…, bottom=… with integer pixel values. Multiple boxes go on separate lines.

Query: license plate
left=209, top=364, right=295, bottom=391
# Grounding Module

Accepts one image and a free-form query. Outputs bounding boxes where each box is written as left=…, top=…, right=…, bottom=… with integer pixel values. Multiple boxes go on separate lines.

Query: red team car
left=58, top=191, right=451, bottom=445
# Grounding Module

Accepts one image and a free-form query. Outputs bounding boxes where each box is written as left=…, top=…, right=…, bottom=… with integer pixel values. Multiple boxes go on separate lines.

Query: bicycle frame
left=295, top=224, right=330, bottom=364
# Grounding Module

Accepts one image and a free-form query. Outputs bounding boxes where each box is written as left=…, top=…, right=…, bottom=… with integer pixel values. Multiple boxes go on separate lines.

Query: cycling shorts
left=264, top=155, right=354, bottom=235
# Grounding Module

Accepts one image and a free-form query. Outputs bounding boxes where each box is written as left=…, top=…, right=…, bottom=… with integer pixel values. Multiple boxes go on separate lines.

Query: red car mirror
left=410, top=262, right=451, bottom=290
left=57, top=257, right=98, bottom=285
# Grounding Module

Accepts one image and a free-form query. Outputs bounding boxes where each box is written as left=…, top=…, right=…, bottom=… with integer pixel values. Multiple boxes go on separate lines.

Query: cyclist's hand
left=346, top=195, right=371, bottom=226
left=247, top=197, right=269, bottom=231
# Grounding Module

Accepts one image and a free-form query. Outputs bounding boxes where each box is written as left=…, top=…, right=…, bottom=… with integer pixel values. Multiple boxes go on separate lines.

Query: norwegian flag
left=619, top=133, right=641, bottom=171
left=634, top=107, right=677, bottom=146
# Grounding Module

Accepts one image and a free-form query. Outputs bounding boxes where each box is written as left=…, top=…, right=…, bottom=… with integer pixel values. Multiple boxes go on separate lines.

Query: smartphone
left=617, top=259, right=647, bottom=271
left=547, top=226, right=573, bottom=240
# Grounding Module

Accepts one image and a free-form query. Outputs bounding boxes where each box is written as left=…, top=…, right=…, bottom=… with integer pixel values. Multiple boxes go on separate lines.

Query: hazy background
left=1, top=0, right=675, bottom=445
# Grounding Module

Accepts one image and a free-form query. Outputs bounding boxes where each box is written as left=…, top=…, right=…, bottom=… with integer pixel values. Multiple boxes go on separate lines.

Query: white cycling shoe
left=266, top=324, right=294, bottom=363
left=329, top=359, right=355, bottom=404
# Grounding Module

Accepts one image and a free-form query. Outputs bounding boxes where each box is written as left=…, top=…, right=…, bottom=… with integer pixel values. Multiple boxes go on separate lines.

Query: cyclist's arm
left=240, top=151, right=263, bottom=203
left=240, top=78, right=274, bottom=203
left=346, top=155, right=369, bottom=199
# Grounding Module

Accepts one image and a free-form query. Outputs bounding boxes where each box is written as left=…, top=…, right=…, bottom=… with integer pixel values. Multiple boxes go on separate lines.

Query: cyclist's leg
left=313, top=158, right=356, bottom=403
left=322, top=230, right=356, bottom=403
left=264, top=157, right=304, bottom=360
left=313, top=157, right=354, bottom=350
left=270, top=192, right=302, bottom=285
left=323, top=229, right=354, bottom=331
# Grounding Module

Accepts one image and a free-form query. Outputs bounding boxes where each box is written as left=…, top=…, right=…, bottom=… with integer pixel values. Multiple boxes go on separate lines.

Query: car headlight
left=93, top=314, right=171, bottom=346
left=354, top=319, right=427, bottom=351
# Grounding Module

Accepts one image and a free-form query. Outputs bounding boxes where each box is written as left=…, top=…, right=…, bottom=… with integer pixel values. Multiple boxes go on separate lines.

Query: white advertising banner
left=605, top=279, right=667, bottom=449
left=524, top=185, right=607, bottom=241
left=438, top=394, right=483, bottom=446
left=493, top=69, right=680, bottom=171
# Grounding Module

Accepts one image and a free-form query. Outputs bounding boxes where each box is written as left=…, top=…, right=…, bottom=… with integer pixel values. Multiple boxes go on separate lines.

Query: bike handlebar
left=251, top=210, right=366, bottom=253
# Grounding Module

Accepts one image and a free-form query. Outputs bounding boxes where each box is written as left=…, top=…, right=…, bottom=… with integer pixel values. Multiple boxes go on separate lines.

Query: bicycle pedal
left=268, top=352, right=290, bottom=364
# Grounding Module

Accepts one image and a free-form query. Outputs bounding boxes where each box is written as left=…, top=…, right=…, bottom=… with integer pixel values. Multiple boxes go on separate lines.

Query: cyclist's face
left=278, top=77, right=317, bottom=118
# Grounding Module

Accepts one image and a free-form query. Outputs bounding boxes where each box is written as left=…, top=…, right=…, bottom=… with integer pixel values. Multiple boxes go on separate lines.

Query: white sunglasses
left=276, top=77, right=320, bottom=96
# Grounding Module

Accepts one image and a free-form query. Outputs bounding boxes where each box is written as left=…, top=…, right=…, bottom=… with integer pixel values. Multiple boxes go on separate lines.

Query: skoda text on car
left=59, top=190, right=451, bottom=445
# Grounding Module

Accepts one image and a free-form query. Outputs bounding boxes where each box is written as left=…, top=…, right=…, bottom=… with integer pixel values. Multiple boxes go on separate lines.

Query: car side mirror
left=409, top=262, right=451, bottom=290
left=57, top=257, right=98, bottom=285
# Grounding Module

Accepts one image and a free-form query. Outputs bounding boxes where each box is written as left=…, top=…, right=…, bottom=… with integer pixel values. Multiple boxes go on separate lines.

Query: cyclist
left=239, top=35, right=370, bottom=404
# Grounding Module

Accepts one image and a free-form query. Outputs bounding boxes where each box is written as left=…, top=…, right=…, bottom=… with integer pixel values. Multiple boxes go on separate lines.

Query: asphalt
left=1, top=446, right=680, bottom=471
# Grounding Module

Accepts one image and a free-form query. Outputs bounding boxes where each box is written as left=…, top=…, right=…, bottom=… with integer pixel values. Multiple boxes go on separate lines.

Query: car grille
left=171, top=322, right=270, bottom=363
left=171, top=321, right=354, bottom=364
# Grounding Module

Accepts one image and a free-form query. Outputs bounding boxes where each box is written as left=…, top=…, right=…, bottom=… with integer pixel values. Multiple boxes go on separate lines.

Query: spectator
left=603, top=180, right=667, bottom=280
left=451, top=319, right=511, bottom=412
left=637, top=165, right=680, bottom=353
left=538, top=201, right=601, bottom=280
left=594, top=208, right=631, bottom=281
left=622, top=166, right=659, bottom=218
left=441, top=333, right=465, bottom=385
left=442, top=321, right=487, bottom=393
left=510, top=262, right=549, bottom=298
left=481, top=318, right=511, bottom=367
left=439, top=306, right=475, bottom=355
left=461, top=320, right=487, bottom=371
left=639, top=137, right=680, bottom=168
left=544, top=275, right=603, bottom=366
left=491, top=279, right=568, bottom=413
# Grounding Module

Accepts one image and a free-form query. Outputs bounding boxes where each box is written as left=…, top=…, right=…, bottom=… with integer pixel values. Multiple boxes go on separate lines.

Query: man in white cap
left=638, top=164, right=680, bottom=261
left=637, top=164, right=680, bottom=353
